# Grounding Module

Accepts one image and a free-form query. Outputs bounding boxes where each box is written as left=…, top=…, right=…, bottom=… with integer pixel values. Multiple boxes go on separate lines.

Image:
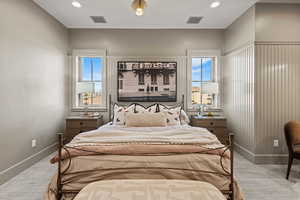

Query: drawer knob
left=80, top=122, right=83, bottom=125
left=210, top=122, right=214, bottom=126
left=210, top=130, right=214, bottom=133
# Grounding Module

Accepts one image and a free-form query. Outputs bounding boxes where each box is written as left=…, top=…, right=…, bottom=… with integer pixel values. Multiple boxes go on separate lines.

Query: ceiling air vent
left=90, top=16, right=107, bottom=23
left=187, top=16, right=203, bottom=24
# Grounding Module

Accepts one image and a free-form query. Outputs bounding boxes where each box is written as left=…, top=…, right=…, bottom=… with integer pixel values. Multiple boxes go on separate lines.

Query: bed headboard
left=108, top=94, right=185, bottom=122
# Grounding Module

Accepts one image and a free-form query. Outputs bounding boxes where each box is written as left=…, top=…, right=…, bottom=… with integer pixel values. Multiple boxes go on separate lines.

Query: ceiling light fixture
left=72, top=1, right=82, bottom=8
left=210, top=1, right=221, bottom=8
left=131, top=0, right=147, bottom=16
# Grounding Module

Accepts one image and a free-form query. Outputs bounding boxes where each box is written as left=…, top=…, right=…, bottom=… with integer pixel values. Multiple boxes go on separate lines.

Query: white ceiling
left=33, top=0, right=259, bottom=29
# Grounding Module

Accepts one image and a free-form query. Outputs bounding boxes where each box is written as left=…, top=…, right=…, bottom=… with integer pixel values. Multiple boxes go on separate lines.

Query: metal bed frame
left=55, top=95, right=235, bottom=200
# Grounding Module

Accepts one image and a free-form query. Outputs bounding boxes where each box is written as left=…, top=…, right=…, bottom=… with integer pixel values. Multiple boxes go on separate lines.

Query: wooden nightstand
left=64, top=115, right=104, bottom=144
left=191, top=115, right=229, bottom=145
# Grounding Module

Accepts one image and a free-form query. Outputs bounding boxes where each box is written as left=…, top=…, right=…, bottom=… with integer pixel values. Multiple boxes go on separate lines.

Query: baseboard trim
left=234, top=143, right=255, bottom=163
left=0, top=143, right=57, bottom=185
left=254, top=154, right=289, bottom=164
left=234, top=143, right=299, bottom=164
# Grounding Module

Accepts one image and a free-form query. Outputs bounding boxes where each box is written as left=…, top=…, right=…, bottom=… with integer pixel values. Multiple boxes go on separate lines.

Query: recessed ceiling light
left=72, top=1, right=82, bottom=8
left=210, top=1, right=221, bottom=8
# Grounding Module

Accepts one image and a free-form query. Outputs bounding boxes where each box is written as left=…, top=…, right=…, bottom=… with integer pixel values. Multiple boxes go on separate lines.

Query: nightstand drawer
left=66, top=128, right=81, bottom=137
left=64, top=116, right=103, bottom=144
left=67, top=120, right=98, bottom=129
left=207, top=128, right=227, bottom=136
left=191, top=115, right=228, bottom=145
left=64, top=128, right=97, bottom=143
left=207, top=128, right=228, bottom=145
left=191, top=119, right=226, bottom=128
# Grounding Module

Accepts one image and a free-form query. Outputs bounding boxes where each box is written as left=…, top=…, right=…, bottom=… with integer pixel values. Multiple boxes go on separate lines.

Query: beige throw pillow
left=125, top=112, right=167, bottom=127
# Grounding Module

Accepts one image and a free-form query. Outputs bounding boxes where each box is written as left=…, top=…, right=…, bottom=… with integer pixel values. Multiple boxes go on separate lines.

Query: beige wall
left=70, top=29, right=224, bottom=56
left=254, top=3, right=300, bottom=159
left=69, top=29, right=224, bottom=121
left=224, top=6, right=255, bottom=53
left=223, top=6, right=256, bottom=160
left=256, top=4, right=300, bottom=42
left=0, top=0, right=68, bottom=182
left=224, top=3, right=300, bottom=163
left=255, top=44, right=300, bottom=156
left=223, top=45, right=255, bottom=155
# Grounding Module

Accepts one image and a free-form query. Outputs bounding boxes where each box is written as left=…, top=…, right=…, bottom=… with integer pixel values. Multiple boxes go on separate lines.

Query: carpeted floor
left=0, top=152, right=299, bottom=200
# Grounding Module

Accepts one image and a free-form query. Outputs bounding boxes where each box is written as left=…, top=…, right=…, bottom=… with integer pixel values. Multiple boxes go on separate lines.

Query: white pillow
left=125, top=112, right=167, bottom=127
left=146, top=104, right=159, bottom=113
left=157, top=104, right=190, bottom=125
left=134, top=104, right=159, bottom=113
left=134, top=104, right=147, bottom=113
left=161, top=106, right=181, bottom=126
left=113, top=104, right=135, bottom=125
left=180, top=110, right=190, bottom=125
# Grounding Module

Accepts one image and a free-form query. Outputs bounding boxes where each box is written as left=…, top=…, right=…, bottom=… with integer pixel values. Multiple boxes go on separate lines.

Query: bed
left=44, top=95, right=243, bottom=200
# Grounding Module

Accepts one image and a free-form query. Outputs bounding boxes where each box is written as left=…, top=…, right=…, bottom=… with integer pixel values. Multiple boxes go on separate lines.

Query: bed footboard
left=56, top=132, right=236, bottom=200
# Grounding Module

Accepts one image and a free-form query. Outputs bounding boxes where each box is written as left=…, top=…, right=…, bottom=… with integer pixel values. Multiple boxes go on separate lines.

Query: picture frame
left=117, top=61, right=177, bottom=102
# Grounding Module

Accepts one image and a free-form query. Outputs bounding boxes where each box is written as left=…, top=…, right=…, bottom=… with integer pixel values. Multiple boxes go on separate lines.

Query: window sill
left=187, top=107, right=222, bottom=113
left=71, top=107, right=107, bottom=112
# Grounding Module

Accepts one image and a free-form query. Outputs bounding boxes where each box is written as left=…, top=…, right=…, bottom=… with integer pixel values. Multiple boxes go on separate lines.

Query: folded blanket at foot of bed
left=73, top=180, right=227, bottom=200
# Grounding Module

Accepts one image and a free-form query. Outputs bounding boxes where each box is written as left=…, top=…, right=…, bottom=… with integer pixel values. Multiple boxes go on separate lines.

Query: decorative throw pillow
left=160, top=106, right=182, bottom=126
left=125, top=112, right=167, bottom=127
left=134, top=104, right=147, bottom=113
left=157, top=104, right=190, bottom=125
left=146, top=104, right=159, bottom=113
left=180, top=110, right=190, bottom=125
left=113, top=104, right=135, bottom=125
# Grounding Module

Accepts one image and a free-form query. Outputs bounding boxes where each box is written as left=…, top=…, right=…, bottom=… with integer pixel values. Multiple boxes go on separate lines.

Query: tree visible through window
left=192, top=57, right=218, bottom=106
left=76, top=57, right=103, bottom=107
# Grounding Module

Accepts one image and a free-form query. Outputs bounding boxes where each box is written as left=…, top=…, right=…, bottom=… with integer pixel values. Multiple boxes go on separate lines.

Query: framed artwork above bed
left=117, top=61, right=177, bottom=102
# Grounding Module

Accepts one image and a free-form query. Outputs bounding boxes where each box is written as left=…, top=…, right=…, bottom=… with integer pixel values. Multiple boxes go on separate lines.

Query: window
left=188, top=50, right=220, bottom=109
left=72, top=50, right=106, bottom=110
left=138, top=73, right=145, bottom=85
left=163, top=74, right=170, bottom=85
left=119, top=80, right=123, bottom=90
left=151, top=73, right=157, bottom=85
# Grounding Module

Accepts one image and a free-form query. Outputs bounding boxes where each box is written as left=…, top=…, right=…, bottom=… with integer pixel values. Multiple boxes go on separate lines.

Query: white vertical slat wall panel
left=223, top=45, right=255, bottom=153
left=255, top=44, right=300, bottom=154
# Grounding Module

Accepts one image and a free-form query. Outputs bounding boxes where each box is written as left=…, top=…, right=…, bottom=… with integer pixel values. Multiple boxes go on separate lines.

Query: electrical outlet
left=32, top=139, right=37, bottom=148
left=273, top=139, right=279, bottom=147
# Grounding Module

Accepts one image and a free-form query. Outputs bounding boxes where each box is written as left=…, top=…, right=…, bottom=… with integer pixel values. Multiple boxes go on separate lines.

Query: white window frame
left=71, top=49, right=107, bottom=111
left=187, top=49, right=221, bottom=111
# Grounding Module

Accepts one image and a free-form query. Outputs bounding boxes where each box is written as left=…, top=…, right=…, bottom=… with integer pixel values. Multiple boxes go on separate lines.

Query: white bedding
left=69, top=123, right=223, bottom=148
